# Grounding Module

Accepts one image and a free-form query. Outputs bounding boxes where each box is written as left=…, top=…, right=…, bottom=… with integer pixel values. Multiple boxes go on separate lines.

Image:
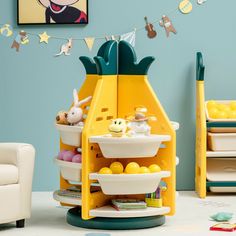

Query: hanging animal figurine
left=11, top=31, right=28, bottom=52
left=144, top=16, right=157, bottom=39
left=159, top=15, right=177, bottom=37
left=55, top=38, right=73, bottom=56
left=67, top=89, right=92, bottom=126
left=197, top=0, right=207, bottom=4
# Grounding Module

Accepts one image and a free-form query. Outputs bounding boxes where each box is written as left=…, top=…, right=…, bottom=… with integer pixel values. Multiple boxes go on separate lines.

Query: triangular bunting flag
left=120, top=30, right=136, bottom=47
left=84, top=37, right=95, bottom=51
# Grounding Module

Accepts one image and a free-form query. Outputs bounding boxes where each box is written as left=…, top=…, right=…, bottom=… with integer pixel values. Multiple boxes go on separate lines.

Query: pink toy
left=63, top=151, right=75, bottom=162
left=58, top=150, right=67, bottom=160
left=72, top=154, right=82, bottom=163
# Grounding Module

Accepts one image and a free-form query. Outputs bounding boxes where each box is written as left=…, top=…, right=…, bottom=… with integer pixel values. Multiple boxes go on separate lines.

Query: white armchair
left=0, top=143, right=35, bottom=228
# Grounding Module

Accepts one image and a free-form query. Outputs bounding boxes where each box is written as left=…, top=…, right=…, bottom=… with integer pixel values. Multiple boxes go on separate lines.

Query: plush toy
left=67, top=89, right=92, bottom=126
left=108, top=118, right=127, bottom=137
left=56, top=111, right=69, bottom=125
left=159, top=15, right=177, bottom=37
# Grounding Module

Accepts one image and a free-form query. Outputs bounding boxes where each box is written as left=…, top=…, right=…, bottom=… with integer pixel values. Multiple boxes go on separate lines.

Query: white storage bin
left=89, top=134, right=171, bottom=158
left=53, top=190, right=82, bottom=206
left=89, top=171, right=170, bottom=195
left=54, top=157, right=82, bottom=182
left=55, top=124, right=83, bottom=147
left=207, top=158, right=236, bottom=193
left=208, top=132, right=236, bottom=151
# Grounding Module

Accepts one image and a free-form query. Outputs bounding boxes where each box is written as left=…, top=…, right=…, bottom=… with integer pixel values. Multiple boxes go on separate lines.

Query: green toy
left=210, top=212, right=233, bottom=222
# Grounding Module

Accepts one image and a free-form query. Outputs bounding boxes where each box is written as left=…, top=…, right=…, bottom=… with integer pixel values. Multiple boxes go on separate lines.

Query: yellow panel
left=195, top=80, right=207, bottom=198
left=81, top=75, right=118, bottom=220
left=118, top=75, right=176, bottom=215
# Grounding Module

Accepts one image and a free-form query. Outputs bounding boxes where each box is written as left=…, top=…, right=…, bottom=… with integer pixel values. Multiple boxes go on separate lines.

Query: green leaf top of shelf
left=94, top=40, right=118, bottom=75
left=118, top=41, right=155, bottom=75
left=80, top=40, right=118, bottom=75
left=196, top=52, right=205, bottom=81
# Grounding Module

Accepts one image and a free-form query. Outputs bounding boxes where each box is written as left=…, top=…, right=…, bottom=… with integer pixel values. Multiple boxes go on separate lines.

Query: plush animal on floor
left=55, top=38, right=73, bottom=56
left=67, top=89, right=92, bottom=126
left=108, top=118, right=127, bottom=137
left=38, top=0, right=87, bottom=24
left=56, top=111, right=69, bottom=125
left=159, top=15, right=177, bottom=37
left=11, top=31, right=28, bottom=52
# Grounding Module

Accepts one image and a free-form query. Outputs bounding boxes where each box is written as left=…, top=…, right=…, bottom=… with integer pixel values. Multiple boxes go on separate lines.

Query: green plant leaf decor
left=118, top=41, right=155, bottom=75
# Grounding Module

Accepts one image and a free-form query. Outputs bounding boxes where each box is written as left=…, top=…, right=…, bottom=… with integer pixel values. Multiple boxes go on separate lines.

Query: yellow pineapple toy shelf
left=195, top=52, right=236, bottom=198
left=54, top=40, right=177, bottom=230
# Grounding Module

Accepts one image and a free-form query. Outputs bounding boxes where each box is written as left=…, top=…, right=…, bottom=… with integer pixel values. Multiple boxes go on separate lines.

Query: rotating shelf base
left=67, top=207, right=165, bottom=230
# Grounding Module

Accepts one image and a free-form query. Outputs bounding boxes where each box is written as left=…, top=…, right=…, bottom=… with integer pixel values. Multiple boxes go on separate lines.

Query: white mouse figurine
left=67, top=89, right=92, bottom=126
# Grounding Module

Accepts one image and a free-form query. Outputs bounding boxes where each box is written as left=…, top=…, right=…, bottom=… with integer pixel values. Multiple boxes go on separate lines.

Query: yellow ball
left=230, top=101, right=236, bottom=110
left=110, top=162, right=124, bottom=174
left=228, top=110, right=236, bottom=119
left=99, top=167, right=112, bottom=175
left=216, top=111, right=227, bottom=119
left=208, top=108, right=219, bottom=119
left=139, top=166, right=151, bottom=174
left=149, top=164, right=161, bottom=173
left=125, top=162, right=140, bottom=174
left=223, top=105, right=231, bottom=112
left=217, top=104, right=228, bottom=111
left=207, top=100, right=217, bottom=110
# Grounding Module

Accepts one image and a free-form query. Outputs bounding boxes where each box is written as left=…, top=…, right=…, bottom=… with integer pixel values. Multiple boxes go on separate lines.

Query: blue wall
left=1, top=0, right=236, bottom=191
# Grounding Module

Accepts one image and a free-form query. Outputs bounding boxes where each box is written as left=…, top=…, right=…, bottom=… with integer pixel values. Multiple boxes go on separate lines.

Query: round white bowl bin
left=89, top=135, right=171, bottom=158
left=55, top=124, right=83, bottom=147
left=54, top=158, right=82, bottom=182
left=89, top=171, right=170, bottom=195
left=53, top=190, right=82, bottom=206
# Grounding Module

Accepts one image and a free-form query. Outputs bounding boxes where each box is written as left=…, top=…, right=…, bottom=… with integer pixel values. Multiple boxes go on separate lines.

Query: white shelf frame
left=90, top=205, right=170, bottom=218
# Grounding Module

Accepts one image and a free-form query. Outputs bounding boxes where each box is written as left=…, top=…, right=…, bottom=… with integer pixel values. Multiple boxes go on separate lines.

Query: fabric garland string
left=0, top=0, right=206, bottom=53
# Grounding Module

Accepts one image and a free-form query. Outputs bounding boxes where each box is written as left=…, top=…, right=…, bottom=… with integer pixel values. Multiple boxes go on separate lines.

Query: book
left=210, top=223, right=236, bottom=232
left=112, top=199, right=147, bottom=211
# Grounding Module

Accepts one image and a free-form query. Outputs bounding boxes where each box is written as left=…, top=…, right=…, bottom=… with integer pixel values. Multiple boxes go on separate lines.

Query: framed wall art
left=17, top=0, right=88, bottom=25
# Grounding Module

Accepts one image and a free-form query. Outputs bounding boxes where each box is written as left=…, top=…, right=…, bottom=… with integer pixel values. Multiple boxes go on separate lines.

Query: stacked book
left=112, top=199, right=147, bottom=211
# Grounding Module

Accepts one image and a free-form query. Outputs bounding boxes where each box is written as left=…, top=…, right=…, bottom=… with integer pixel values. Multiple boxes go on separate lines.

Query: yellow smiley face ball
left=179, top=0, right=193, bottom=14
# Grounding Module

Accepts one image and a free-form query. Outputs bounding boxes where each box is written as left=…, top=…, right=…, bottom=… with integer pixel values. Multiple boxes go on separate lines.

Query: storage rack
left=195, top=52, right=236, bottom=198
left=55, top=40, right=176, bottom=229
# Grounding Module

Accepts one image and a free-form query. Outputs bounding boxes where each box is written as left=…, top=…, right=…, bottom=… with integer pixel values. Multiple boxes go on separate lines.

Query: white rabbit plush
left=67, top=89, right=92, bottom=126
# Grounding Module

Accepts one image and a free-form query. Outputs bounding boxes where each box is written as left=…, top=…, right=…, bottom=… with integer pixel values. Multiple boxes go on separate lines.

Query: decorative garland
left=0, top=0, right=206, bottom=55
